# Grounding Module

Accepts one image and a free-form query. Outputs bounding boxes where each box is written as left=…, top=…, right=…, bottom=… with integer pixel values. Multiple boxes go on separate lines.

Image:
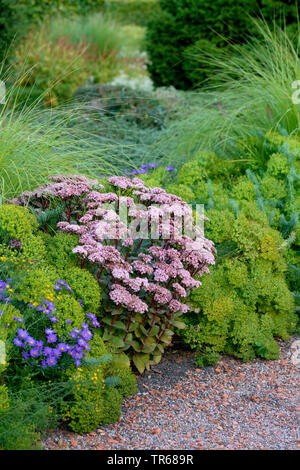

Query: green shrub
left=66, top=334, right=107, bottom=433
left=143, top=130, right=298, bottom=365
left=145, top=0, right=299, bottom=89
left=101, top=388, right=122, bottom=425
left=0, top=204, right=37, bottom=243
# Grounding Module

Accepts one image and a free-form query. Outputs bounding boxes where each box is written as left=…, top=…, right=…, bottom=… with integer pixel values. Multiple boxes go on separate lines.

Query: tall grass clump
left=154, top=20, right=300, bottom=168
left=48, top=13, right=129, bottom=55
left=12, top=12, right=146, bottom=105
left=0, top=76, right=131, bottom=201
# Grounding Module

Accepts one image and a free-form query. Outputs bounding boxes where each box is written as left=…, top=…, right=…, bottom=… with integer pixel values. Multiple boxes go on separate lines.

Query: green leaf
left=104, top=376, right=121, bottom=387
left=112, top=321, right=127, bottom=331
left=152, top=353, right=162, bottom=364
left=148, top=325, right=160, bottom=336
left=141, top=343, right=156, bottom=353
left=160, top=334, right=172, bottom=344
left=169, top=320, right=186, bottom=329
left=109, top=336, right=125, bottom=348
left=132, top=355, right=146, bottom=374
left=123, top=333, right=133, bottom=344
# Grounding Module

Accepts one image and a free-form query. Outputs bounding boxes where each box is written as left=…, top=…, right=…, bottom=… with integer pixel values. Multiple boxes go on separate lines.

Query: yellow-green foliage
left=154, top=133, right=298, bottom=365
left=108, top=352, right=137, bottom=398
left=41, top=232, right=78, bottom=271
left=0, top=385, right=9, bottom=412
left=0, top=304, right=22, bottom=341
left=65, top=335, right=136, bottom=433
left=14, top=267, right=55, bottom=306
left=53, top=296, right=85, bottom=338
left=101, top=388, right=122, bottom=425
left=0, top=204, right=37, bottom=242
left=61, top=267, right=101, bottom=313
left=66, top=334, right=107, bottom=433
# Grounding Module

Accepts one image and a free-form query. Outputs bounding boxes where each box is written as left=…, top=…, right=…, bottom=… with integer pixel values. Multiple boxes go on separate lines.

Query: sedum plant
left=11, top=174, right=215, bottom=373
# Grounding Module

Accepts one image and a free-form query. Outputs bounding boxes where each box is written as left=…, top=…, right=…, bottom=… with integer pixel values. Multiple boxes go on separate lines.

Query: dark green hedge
left=145, top=0, right=299, bottom=89
left=104, top=0, right=160, bottom=26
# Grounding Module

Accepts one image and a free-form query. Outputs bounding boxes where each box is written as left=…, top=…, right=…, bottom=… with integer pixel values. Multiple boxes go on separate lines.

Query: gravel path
left=43, top=337, right=300, bottom=450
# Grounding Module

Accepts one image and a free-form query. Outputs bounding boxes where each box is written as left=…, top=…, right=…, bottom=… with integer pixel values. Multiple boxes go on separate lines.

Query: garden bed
left=43, top=336, right=299, bottom=450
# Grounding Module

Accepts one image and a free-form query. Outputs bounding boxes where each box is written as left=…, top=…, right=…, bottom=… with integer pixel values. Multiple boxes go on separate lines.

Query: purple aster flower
left=30, top=348, right=40, bottom=358
left=26, top=336, right=35, bottom=346
left=80, top=330, right=93, bottom=341
left=41, top=360, right=47, bottom=368
left=18, top=329, right=28, bottom=340
left=53, top=284, right=61, bottom=290
left=47, top=333, right=57, bottom=344
left=45, top=328, right=54, bottom=335
left=43, top=347, right=53, bottom=356
left=70, top=350, right=83, bottom=359
left=74, top=359, right=81, bottom=367
left=57, top=343, right=68, bottom=352
left=46, top=357, right=57, bottom=367
left=22, top=351, right=29, bottom=360
left=49, top=316, right=58, bottom=323
left=51, top=348, right=61, bottom=359
left=166, top=166, right=176, bottom=171
left=14, top=337, right=23, bottom=347
left=69, top=328, right=80, bottom=339
left=65, top=319, right=72, bottom=324
left=77, top=338, right=87, bottom=348
left=35, top=340, right=44, bottom=349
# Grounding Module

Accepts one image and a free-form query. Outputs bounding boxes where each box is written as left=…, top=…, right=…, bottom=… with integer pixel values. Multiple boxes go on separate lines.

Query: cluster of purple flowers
left=0, top=279, right=12, bottom=304
left=14, top=316, right=98, bottom=368
left=53, top=279, right=73, bottom=292
left=10, top=278, right=100, bottom=368
left=124, top=164, right=176, bottom=176
left=29, top=280, right=73, bottom=324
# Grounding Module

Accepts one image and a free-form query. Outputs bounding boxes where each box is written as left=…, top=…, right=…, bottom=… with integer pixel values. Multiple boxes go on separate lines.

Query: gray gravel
left=43, top=336, right=300, bottom=450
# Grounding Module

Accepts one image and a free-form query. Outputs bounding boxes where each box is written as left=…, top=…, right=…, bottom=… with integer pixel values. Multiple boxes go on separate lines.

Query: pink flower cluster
left=12, top=174, right=216, bottom=361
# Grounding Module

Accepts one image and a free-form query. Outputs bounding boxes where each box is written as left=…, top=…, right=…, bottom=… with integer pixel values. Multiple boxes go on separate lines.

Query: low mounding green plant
left=0, top=203, right=136, bottom=447
left=141, top=129, right=299, bottom=365
left=145, top=0, right=299, bottom=90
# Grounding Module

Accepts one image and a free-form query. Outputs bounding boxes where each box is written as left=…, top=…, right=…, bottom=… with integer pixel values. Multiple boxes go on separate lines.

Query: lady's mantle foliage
left=11, top=174, right=215, bottom=373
